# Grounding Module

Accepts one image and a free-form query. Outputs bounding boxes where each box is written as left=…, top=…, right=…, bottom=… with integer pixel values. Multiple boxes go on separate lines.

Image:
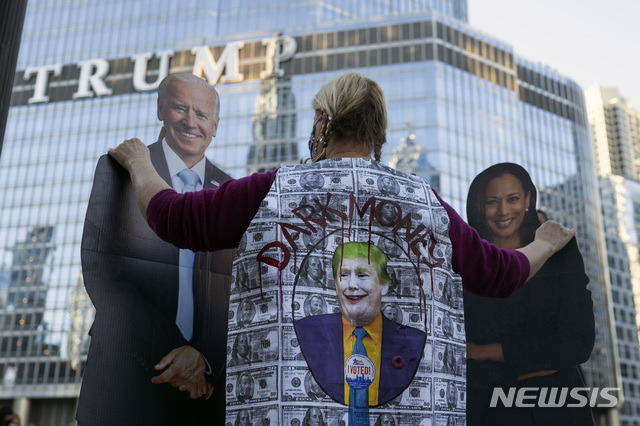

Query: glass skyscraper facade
left=586, top=85, right=640, bottom=425
left=1, top=1, right=622, bottom=424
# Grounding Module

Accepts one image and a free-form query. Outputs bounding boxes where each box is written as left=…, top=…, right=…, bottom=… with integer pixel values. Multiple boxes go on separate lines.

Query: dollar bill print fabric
left=227, top=158, right=466, bottom=425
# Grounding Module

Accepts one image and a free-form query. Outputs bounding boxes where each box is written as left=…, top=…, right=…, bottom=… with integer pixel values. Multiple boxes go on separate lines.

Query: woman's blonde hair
left=311, top=72, right=387, bottom=161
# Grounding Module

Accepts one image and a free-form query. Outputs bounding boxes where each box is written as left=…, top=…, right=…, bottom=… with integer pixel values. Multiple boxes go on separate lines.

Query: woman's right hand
left=107, top=138, right=170, bottom=220
left=108, top=137, right=151, bottom=172
left=534, top=220, right=576, bottom=254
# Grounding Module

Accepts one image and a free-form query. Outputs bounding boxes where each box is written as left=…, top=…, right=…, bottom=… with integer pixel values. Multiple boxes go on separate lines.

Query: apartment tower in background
left=586, top=85, right=640, bottom=425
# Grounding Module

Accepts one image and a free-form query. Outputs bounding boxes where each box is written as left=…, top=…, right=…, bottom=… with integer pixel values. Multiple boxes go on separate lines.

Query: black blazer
left=76, top=142, right=235, bottom=425
left=464, top=238, right=595, bottom=425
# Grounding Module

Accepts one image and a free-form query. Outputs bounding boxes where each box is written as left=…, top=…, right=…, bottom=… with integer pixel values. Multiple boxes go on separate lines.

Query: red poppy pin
left=391, top=355, right=405, bottom=369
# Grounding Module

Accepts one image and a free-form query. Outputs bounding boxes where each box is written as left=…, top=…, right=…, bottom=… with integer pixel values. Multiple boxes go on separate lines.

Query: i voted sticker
left=344, top=354, right=375, bottom=390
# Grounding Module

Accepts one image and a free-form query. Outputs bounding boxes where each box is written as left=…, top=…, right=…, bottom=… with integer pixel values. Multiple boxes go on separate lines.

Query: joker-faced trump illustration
left=295, top=241, right=425, bottom=420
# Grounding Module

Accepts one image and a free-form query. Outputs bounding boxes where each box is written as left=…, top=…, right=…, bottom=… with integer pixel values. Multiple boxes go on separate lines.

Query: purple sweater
left=147, top=169, right=529, bottom=298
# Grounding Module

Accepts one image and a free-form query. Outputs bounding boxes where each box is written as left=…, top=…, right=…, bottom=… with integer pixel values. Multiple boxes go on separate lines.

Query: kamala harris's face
left=483, top=173, right=531, bottom=249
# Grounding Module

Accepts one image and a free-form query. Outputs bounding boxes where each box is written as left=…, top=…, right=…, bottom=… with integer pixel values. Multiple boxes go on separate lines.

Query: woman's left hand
left=107, top=138, right=170, bottom=220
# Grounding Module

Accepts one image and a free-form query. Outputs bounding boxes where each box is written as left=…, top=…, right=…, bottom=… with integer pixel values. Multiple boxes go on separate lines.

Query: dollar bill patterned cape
left=226, top=158, right=466, bottom=425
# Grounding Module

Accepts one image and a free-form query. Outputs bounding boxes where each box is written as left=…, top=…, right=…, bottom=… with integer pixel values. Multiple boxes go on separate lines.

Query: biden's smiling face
left=157, top=79, right=218, bottom=167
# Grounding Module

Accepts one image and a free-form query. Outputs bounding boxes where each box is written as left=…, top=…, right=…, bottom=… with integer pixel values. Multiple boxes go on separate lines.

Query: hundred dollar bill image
left=281, top=367, right=333, bottom=402
left=225, top=405, right=278, bottom=425
left=435, top=413, right=465, bottom=426
left=433, top=377, right=466, bottom=413
left=228, top=290, right=278, bottom=331
left=433, top=341, right=466, bottom=378
left=231, top=254, right=277, bottom=294
left=235, top=224, right=278, bottom=254
left=433, top=307, right=465, bottom=342
left=226, top=366, right=278, bottom=406
left=283, top=289, right=339, bottom=323
left=281, top=325, right=304, bottom=361
left=282, top=405, right=347, bottom=425
left=227, top=325, right=279, bottom=367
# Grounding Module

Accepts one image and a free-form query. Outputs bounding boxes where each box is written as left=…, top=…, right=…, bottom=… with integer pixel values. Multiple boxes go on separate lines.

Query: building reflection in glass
left=390, top=122, right=440, bottom=192
left=247, top=77, right=298, bottom=174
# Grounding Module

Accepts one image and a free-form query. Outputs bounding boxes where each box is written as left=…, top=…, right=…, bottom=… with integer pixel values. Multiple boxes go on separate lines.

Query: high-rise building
left=248, top=77, right=298, bottom=173
left=587, top=87, right=640, bottom=180
left=1, top=1, right=620, bottom=423
left=586, top=85, right=640, bottom=425
left=2, top=226, right=56, bottom=360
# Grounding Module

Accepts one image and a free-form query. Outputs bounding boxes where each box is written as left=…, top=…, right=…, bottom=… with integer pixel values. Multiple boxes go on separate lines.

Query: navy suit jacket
left=77, top=142, right=235, bottom=425
left=295, top=313, right=425, bottom=405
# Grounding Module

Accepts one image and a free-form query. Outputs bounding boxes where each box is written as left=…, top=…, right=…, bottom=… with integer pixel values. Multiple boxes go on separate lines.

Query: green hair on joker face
left=331, top=241, right=390, bottom=285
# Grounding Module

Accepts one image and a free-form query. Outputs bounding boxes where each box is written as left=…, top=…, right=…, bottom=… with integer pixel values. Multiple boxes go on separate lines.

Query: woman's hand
left=108, top=137, right=151, bottom=172
left=107, top=138, right=170, bottom=219
left=518, top=220, right=576, bottom=281
left=534, top=220, right=576, bottom=254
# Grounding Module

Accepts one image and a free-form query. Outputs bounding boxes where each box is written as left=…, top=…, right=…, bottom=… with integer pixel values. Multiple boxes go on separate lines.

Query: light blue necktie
left=178, top=169, right=200, bottom=192
left=349, top=327, right=369, bottom=425
left=175, top=169, right=200, bottom=340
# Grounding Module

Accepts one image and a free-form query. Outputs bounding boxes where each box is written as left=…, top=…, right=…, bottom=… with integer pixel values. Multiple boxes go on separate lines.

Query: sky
left=469, top=0, right=640, bottom=108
